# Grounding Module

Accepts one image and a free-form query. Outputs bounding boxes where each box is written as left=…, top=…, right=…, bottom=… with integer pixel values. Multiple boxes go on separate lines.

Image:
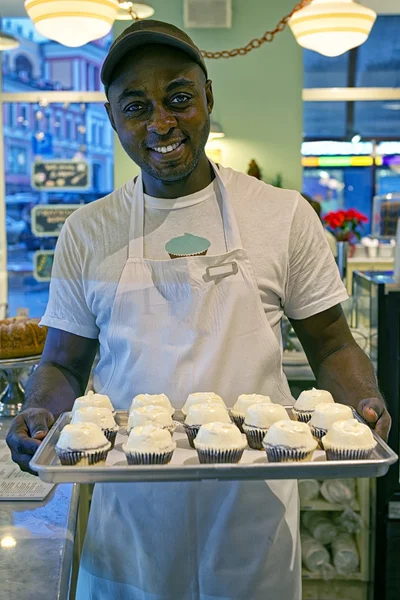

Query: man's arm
left=289, top=304, right=391, bottom=440
left=6, top=327, right=98, bottom=473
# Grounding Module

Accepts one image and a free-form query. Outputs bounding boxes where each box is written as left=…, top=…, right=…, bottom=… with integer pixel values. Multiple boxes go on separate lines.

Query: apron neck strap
left=128, top=161, right=243, bottom=258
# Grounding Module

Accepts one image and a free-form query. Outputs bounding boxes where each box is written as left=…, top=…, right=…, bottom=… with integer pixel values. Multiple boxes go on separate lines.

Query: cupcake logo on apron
left=165, top=233, right=211, bottom=259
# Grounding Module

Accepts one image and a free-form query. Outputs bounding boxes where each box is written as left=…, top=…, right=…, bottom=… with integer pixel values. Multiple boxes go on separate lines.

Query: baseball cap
left=101, top=19, right=208, bottom=91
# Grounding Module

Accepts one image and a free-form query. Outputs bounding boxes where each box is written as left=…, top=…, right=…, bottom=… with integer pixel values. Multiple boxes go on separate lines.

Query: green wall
left=113, top=0, right=303, bottom=191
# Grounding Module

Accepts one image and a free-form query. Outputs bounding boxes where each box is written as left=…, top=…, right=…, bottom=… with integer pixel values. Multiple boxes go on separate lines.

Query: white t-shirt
left=41, top=165, right=348, bottom=349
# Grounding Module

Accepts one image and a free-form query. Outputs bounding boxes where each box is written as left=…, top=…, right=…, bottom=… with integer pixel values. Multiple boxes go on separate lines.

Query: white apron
left=76, top=163, right=301, bottom=600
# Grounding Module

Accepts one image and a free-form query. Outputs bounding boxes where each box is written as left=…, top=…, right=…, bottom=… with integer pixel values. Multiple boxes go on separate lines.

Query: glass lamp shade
left=116, top=2, right=154, bottom=20
left=0, top=32, right=20, bottom=50
left=25, top=0, right=119, bottom=47
left=289, top=0, right=376, bottom=57
left=208, top=120, right=225, bottom=141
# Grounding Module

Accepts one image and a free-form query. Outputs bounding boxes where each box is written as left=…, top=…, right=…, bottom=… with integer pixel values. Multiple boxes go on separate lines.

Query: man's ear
left=205, top=80, right=214, bottom=114
left=105, top=102, right=116, bottom=132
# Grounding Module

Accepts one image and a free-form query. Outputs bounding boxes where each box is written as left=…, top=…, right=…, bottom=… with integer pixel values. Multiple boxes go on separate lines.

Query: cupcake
left=55, top=422, right=111, bottom=466
left=194, top=423, right=247, bottom=464
left=263, top=420, right=318, bottom=462
left=182, top=392, right=226, bottom=416
left=122, top=424, right=176, bottom=465
left=165, top=233, right=211, bottom=259
left=183, top=403, right=231, bottom=448
left=129, top=393, right=174, bottom=416
left=71, top=406, right=119, bottom=449
left=292, top=388, right=334, bottom=423
left=230, top=394, right=272, bottom=431
left=243, top=403, right=289, bottom=449
left=309, top=403, right=354, bottom=444
left=72, top=390, right=114, bottom=415
left=322, top=419, right=377, bottom=461
left=128, top=405, right=176, bottom=435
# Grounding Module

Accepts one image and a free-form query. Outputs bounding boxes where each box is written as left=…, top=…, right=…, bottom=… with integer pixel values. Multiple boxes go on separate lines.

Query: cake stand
left=0, top=355, right=41, bottom=417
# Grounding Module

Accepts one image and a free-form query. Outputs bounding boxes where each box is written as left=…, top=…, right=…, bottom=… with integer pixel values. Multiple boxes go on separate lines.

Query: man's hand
left=357, top=398, right=391, bottom=442
left=6, top=408, right=54, bottom=475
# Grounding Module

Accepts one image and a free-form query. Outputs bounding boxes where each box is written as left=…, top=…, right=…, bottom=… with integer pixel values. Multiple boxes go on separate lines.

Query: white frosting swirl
left=128, top=405, right=173, bottom=430
left=309, top=403, right=353, bottom=430
left=264, top=420, right=317, bottom=451
left=232, top=394, right=272, bottom=416
left=294, top=388, right=334, bottom=411
left=194, top=423, right=247, bottom=450
left=71, top=407, right=118, bottom=431
left=72, top=390, right=114, bottom=414
left=123, top=424, right=176, bottom=453
left=244, top=403, right=289, bottom=428
left=56, top=422, right=110, bottom=451
left=322, top=419, right=377, bottom=450
left=182, top=392, right=226, bottom=416
left=129, top=394, right=174, bottom=416
left=185, top=403, right=231, bottom=426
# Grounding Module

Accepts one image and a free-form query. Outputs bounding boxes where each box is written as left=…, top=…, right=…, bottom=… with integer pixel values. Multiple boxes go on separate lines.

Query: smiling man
left=7, top=20, right=391, bottom=600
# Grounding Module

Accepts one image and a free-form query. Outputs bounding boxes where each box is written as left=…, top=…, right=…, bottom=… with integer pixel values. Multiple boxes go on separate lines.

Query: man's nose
left=147, top=106, right=177, bottom=135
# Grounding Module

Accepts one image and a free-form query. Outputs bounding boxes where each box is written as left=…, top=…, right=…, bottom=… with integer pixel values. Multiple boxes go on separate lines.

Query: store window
left=1, top=19, right=114, bottom=317
left=302, top=15, right=400, bottom=232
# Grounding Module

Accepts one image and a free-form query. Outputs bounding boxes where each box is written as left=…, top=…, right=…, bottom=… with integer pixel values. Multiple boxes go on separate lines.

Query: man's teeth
left=152, top=141, right=181, bottom=154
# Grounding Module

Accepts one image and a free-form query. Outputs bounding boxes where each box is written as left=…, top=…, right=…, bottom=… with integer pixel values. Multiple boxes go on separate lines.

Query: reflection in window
left=304, top=15, right=400, bottom=90
left=1, top=18, right=112, bottom=92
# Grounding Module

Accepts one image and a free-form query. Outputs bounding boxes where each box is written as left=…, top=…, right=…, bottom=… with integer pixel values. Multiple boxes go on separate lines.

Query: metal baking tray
left=30, top=409, right=398, bottom=484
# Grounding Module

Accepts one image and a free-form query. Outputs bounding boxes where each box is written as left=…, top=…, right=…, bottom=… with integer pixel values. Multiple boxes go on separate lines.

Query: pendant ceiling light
left=116, top=2, right=154, bottom=21
left=0, top=17, right=20, bottom=50
left=289, top=0, right=377, bottom=57
left=25, top=0, right=120, bottom=47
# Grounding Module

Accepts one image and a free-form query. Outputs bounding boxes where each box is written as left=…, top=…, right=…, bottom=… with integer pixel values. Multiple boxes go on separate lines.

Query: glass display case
left=352, top=271, right=400, bottom=600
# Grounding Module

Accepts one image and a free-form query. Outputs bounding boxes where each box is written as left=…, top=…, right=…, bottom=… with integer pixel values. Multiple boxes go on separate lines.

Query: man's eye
left=125, top=103, right=145, bottom=112
left=171, top=94, right=191, bottom=104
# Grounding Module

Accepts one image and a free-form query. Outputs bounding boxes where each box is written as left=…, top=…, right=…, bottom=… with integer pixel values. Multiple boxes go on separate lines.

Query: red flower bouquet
left=323, top=209, right=368, bottom=242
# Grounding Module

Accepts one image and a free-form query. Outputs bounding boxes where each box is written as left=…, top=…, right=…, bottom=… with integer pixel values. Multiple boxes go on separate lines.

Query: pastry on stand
left=0, top=317, right=47, bottom=416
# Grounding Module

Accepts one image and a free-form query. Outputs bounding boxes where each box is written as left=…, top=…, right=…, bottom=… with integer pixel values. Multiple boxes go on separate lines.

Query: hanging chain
left=201, top=0, right=313, bottom=60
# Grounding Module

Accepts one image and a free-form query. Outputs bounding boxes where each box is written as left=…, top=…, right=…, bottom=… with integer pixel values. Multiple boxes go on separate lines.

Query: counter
left=0, top=417, right=79, bottom=600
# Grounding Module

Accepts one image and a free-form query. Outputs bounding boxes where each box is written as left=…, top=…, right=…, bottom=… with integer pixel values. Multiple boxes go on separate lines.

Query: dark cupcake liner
left=243, top=425, right=267, bottom=450
left=263, top=443, right=314, bottom=463
left=324, top=447, right=375, bottom=461
left=56, top=447, right=110, bottom=466
left=124, top=450, right=175, bottom=465
left=196, top=447, right=245, bottom=464
left=292, top=409, right=313, bottom=423
left=183, top=423, right=200, bottom=448
left=103, top=429, right=118, bottom=449
left=229, top=412, right=244, bottom=432
left=168, top=249, right=208, bottom=259
left=310, top=425, right=327, bottom=441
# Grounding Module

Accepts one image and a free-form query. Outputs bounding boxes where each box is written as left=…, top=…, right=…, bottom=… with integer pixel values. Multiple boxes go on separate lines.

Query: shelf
left=302, top=569, right=368, bottom=582
left=300, top=499, right=360, bottom=511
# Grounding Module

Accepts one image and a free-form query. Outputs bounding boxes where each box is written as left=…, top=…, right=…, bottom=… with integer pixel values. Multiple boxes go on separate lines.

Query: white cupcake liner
left=242, top=424, right=268, bottom=450
left=229, top=411, right=244, bottom=432
left=124, top=449, right=175, bottom=465
left=196, top=447, right=245, bottom=464
left=56, top=446, right=110, bottom=466
left=324, top=446, right=375, bottom=461
left=292, top=408, right=313, bottom=423
left=263, top=443, right=315, bottom=463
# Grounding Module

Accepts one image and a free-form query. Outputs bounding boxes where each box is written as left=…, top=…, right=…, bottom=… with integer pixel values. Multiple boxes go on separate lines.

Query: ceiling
left=0, top=0, right=398, bottom=19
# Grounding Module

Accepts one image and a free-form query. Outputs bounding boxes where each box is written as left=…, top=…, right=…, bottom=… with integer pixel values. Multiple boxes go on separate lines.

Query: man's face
left=106, top=45, right=214, bottom=183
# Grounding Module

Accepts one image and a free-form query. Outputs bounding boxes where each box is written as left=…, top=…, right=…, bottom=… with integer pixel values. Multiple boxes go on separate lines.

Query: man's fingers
left=14, top=454, right=39, bottom=476
left=358, top=398, right=384, bottom=425
left=375, top=411, right=392, bottom=442
left=28, top=411, right=53, bottom=439
left=7, top=430, right=41, bottom=456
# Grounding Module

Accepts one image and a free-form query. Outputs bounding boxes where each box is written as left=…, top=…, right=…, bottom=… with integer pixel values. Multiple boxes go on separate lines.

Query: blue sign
left=32, top=133, right=53, bottom=156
